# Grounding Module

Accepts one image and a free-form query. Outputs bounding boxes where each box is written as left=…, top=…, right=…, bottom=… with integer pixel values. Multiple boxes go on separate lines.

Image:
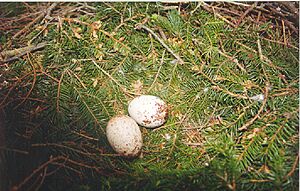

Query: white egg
left=106, top=115, right=142, bottom=157
left=128, top=95, right=168, bottom=128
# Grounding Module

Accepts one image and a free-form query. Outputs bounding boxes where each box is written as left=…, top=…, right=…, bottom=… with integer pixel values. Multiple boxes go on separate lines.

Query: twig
left=198, top=70, right=249, bottom=100
left=0, top=147, right=29, bottom=155
left=28, top=18, right=54, bottom=44
left=261, top=37, right=299, bottom=50
left=89, top=59, right=138, bottom=97
left=34, top=166, right=48, bottom=191
left=183, top=142, right=203, bottom=146
left=67, top=70, right=87, bottom=89
left=218, top=50, right=246, bottom=72
left=13, top=54, right=37, bottom=109
left=40, top=70, right=60, bottom=83
left=0, top=42, right=47, bottom=63
left=13, top=156, right=65, bottom=191
left=257, top=36, right=263, bottom=61
left=284, top=153, right=299, bottom=179
left=238, top=83, right=269, bottom=131
left=99, top=29, right=130, bottom=51
left=201, top=2, right=236, bottom=28
left=165, top=95, right=200, bottom=163
left=72, top=130, right=99, bottom=141
left=56, top=70, right=66, bottom=112
left=213, top=85, right=249, bottom=100
left=60, top=17, right=130, bottom=52
left=235, top=2, right=257, bottom=27
left=0, top=72, right=32, bottom=107
left=12, top=3, right=57, bottom=39
left=148, top=50, right=165, bottom=92
left=235, top=41, right=283, bottom=71
left=74, top=87, right=106, bottom=134
left=282, top=20, right=287, bottom=46
left=32, top=142, right=97, bottom=156
left=135, top=24, right=184, bottom=65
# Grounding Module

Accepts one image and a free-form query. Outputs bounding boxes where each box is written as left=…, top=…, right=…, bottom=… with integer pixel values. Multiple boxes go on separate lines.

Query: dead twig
left=71, top=130, right=99, bottom=141
left=235, top=2, right=257, bottom=27
left=0, top=42, right=47, bottom=63
left=238, top=83, right=269, bottom=131
left=13, top=3, right=58, bottom=39
left=201, top=2, right=236, bottom=28
left=12, top=156, right=65, bottom=191
left=218, top=50, right=246, bottom=72
left=284, top=153, right=299, bottom=180
left=148, top=50, right=165, bottom=92
left=56, top=70, right=66, bottom=112
left=13, top=54, right=37, bottom=109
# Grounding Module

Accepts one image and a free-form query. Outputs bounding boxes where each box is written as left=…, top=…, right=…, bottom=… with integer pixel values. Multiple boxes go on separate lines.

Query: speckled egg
left=128, top=95, right=168, bottom=128
left=106, top=115, right=142, bottom=157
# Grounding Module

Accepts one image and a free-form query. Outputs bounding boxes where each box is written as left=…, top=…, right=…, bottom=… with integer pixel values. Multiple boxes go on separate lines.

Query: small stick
left=89, top=59, right=138, bottom=97
left=235, top=41, right=283, bottom=71
left=13, top=156, right=65, bottom=191
left=218, top=50, right=246, bottom=72
left=13, top=54, right=37, bottom=109
left=261, top=37, right=298, bottom=50
left=201, top=2, right=236, bottom=28
left=282, top=20, right=287, bottom=46
left=56, top=70, right=66, bottom=112
left=0, top=42, right=47, bottom=63
left=148, top=50, right=165, bottom=92
left=235, top=2, right=257, bottom=27
left=72, top=130, right=99, bottom=141
left=135, top=24, right=184, bottom=65
left=257, top=37, right=263, bottom=61
left=284, top=153, right=299, bottom=179
left=13, top=3, right=57, bottom=39
left=238, top=83, right=269, bottom=131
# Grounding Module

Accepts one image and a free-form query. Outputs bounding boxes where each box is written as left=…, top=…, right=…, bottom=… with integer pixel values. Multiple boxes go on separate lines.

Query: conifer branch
left=148, top=50, right=165, bottom=92
left=56, top=70, right=66, bottom=112
left=238, top=83, right=269, bottom=131
left=74, top=87, right=105, bottom=134
left=135, top=24, right=184, bottom=65
left=13, top=54, right=37, bottom=109
left=89, top=58, right=138, bottom=97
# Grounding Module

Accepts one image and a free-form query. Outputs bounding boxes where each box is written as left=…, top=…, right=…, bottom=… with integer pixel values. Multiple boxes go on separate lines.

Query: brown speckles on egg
left=128, top=95, right=168, bottom=128
left=106, top=115, right=142, bottom=157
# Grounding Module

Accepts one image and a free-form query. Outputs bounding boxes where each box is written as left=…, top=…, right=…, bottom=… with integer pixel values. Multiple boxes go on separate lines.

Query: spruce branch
left=74, top=87, right=105, bottom=134
left=89, top=58, right=138, bottom=97
left=13, top=54, right=37, bottom=109
left=217, top=50, right=246, bottom=72
left=262, top=118, right=289, bottom=158
left=135, top=23, right=184, bottom=65
left=148, top=50, right=165, bottom=92
left=235, top=41, right=283, bottom=71
left=284, top=153, right=299, bottom=180
left=238, top=83, right=269, bottom=131
left=56, top=70, right=66, bottom=112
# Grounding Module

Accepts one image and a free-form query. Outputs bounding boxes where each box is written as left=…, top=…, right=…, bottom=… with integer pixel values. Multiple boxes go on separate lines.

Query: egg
left=106, top=115, right=142, bottom=157
left=128, top=95, right=168, bottom=128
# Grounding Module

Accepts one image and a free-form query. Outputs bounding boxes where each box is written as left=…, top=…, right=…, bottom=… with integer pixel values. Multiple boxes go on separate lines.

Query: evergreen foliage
left=0, top=2, right=298, bottom=191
